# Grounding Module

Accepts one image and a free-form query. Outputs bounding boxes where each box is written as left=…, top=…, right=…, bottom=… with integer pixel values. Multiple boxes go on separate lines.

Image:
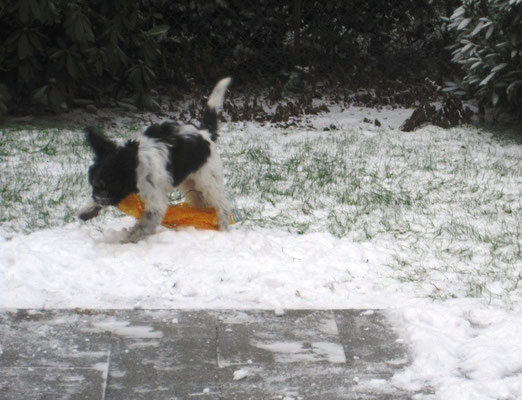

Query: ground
left=0, top=104, right=521, bottom=399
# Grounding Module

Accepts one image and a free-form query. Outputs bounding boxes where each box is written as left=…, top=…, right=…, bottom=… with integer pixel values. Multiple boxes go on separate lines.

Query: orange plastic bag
left=117, top=193, right=233, bottom=231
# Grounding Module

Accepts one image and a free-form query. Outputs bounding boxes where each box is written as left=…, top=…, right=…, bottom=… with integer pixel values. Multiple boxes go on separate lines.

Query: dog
left=79, top=77, right=232, bottom=243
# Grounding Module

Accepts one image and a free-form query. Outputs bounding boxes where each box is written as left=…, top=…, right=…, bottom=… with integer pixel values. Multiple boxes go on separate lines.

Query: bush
left=0, top=0, right=169, bottom=114
left=160, top=0, right=457, bottom=87
left=0, top=0, right=461, bottom=115
left=446, top=0, right=522, bottom=113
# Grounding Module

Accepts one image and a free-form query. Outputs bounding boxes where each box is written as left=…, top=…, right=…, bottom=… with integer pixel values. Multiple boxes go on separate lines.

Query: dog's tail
left=200, top=77, right=231, bottom=142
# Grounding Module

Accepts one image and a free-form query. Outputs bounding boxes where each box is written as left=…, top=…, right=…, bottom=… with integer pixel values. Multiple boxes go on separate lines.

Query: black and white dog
left=79, top=77, right=232, bottom=243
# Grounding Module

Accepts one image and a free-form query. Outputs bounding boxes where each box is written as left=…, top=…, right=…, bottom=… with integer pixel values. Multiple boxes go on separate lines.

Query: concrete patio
left=0, top=309, right=419, bottom=399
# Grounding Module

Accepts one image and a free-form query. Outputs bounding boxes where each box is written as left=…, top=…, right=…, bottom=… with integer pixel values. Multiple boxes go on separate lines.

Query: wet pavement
left=0, top=309, right=417, bottom=399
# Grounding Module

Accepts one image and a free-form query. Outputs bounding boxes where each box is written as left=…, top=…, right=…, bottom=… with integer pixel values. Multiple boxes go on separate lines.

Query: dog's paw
left=119, top=225, right=148, bottom=244
left=78, top=203, right=102, bottom=221
left=218, top=220, right=230, bottom=232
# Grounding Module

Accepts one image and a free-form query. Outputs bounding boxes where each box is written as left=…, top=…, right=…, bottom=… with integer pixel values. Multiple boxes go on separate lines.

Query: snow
left=390, top=300, right=522, bottom=400
left=233, top=369, right=249, bottom=381
left=0, top=220, right=407, bottom=310
left=85, top=320, right=164, bottom=339
left=1, top=106, right=521, bottom=399
left=252, top=341, right=347, bottom=364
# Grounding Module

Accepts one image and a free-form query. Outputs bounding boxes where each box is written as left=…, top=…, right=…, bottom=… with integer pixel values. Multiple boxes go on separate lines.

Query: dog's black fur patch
left=143, top=122, right=211, bottom=186
left=86, top=128, right=139, bottom=206
left=199, top=106, right=219, bottom=141
left=86, top=126, right=118, bottom=158
left=78, top=204, right=102, bottom=221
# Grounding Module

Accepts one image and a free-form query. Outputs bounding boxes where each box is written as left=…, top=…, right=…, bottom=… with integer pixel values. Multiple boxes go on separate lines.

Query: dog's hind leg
left=197, top=177, right=231, bottom=231
left=180, top=178, right=230, bottom=230
left=180, top=179, right=206, bottom=209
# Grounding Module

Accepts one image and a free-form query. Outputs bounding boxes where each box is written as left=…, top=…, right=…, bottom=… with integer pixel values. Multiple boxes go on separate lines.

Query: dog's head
left=85, top=127, right=138, bottom=206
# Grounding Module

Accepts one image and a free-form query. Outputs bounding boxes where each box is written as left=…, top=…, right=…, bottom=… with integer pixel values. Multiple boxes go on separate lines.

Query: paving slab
left=102, top=310, right=220, bottom=400
left=217, top=310, right=410, bottom=399
left=0, top=309, right=419, bottom=400
left=217, top=310, right=346, bottom=366
left=0, top=367, right=106, bottom=400
left=0, top=310, right=111, bottom=400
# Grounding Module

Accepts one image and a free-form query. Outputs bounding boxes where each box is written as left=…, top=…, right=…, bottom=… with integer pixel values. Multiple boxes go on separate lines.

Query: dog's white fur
left=207, top=77, right=231, bottom=110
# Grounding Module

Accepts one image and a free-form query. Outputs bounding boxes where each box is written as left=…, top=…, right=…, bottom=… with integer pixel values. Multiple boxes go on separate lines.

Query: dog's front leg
left=123, top=212, right=163, bottom=243
left=78, top=198, right=102, bottom=221
left=121, top=192, right=167, bottom=243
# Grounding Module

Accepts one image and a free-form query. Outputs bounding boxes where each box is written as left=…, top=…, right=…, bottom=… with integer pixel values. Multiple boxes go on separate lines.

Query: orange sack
left=117, top=193, right=234, bottom=231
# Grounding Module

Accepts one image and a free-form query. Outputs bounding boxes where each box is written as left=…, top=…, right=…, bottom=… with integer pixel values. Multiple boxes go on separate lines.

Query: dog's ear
left=85, top=126, right=117, bottom=158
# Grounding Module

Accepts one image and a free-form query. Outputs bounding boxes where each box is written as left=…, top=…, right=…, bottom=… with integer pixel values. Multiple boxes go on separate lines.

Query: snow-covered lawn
left=1, top=107, right=521, bottom=399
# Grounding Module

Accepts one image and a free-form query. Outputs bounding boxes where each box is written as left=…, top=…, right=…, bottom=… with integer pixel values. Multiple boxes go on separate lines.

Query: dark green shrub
left=159, top=0, right=457, bottom=87
left=446, top=0, right=522, bottom=112
left=0, top=0, right=169, bottom=113
left=0, top=0, right=463, bottom=114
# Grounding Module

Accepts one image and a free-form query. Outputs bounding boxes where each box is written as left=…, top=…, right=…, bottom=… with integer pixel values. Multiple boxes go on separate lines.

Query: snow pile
left=0, top=219, right=409, bottom=310
left=391, top=300, right=522, bottom=400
